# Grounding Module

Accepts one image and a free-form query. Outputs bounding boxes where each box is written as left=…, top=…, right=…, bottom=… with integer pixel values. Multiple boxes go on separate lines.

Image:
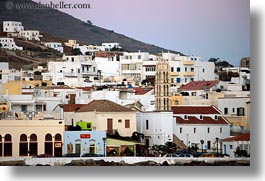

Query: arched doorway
left=45, top=134, right=53, bottom=156
left=0, top=135, right=2, bottom=157
left=29, top=134, right=38, bottom=156
left=19, top=134, right=28, bottom=156
left=54, top=133, right=62, bottom=157
left=89, top=140, right=96, bottom=154
left=4, top=134, right=12, bottom=157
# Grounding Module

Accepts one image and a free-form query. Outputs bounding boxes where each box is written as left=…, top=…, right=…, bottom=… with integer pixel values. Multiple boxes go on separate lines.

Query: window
left=125, top=119, right=130, bottom=128
left=184, top=115, right=188, bottom=119
left=146, top=120, right=149, bottom=130
left=191, top=68, right=194, bottom=72
left=29, top=134, right=38, bottom=156
left=185, top=67, right=188, bottom=72
left=19, top=134, right=28, bottom=156
left=202, top=68, right=205, bottom=73
left=193, top=128, right=196, bottom=134
left=207, top=141, right=211, bottom=149
left=215, top=115, right=218, bottom=119
left=71, top=57, right=74, bottom=62
left=176, top=78, right=181, bottom=83
left=93, top=67, right=96, bottom=72
left=180, top=127, right=182, bottom=134
left=4, top=134, right=12, bottom=157
left=220, top=127, right=223, bottom=133
left=232, top=108, right=235, bottom=113
left=185, top=78, right=188, bottom=83
left=237, top=107, right=245, bottom=116
left=176, top=67, right=181, bottom=72
left=207, top=127, right=210, bottom=134
left=230, top=145, right=233, bottom=150
left=55, top=134, right=62, bottom=142
left=171, top=67, right=174, bottom=72
left=190, top=78, right=194, bottom=81
left=21, top=105, right=27, bottom=112
left=118, top=119, right=122, bottom=123
left=138, top=55, right=141, bottom=59
left=200, top=115, right=203, bottom=119
left=224, top=107, right=228, bottom=114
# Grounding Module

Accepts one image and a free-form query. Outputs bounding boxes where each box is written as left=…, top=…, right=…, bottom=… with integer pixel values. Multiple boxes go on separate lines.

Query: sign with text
left=80, top=134, right=91, bottom=139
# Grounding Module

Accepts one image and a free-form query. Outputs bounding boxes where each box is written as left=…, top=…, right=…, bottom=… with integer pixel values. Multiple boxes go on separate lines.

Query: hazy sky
left=33, top=0, right=250, bottom=66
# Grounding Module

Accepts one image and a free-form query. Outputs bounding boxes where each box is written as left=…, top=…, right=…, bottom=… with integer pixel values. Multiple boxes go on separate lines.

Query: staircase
left=173, top=134, right=187, bottom=150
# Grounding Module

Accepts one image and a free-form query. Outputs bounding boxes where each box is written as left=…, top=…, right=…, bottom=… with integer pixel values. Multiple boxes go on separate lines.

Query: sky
left=33, top=0, right=250, bottom=66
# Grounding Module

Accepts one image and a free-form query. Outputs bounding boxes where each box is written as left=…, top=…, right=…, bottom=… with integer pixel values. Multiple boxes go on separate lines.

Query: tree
left=86, top=20, right=92, bottom=25
left=72, top=48, right=82, bottom=55
left=208, top=57, right=219, bottom=63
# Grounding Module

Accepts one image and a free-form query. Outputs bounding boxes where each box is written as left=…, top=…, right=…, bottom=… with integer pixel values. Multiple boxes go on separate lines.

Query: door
left=107, top=118, right=113, bottom=134
left=224, top=144, right=227, bottom=154
left=75, top=143, right=81, bottom=156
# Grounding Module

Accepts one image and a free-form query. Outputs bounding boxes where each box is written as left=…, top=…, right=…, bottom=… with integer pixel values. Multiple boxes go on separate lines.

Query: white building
left=217, top=97, right=250, bottom=116
left=44, top=42, right=63, bottom=53
left=47, top=55, right=99, bottom=86
left=172, top=105, right=230, bottom=152
left=221, top=133, right=250, bottom=157
left=136, top=111, right=174, bottom=146
left=120, top=52, right=156, bottom=86
left=18, top=30, right=42, bottom=41
left=0, top=62, right=9, bottom=94
left=100, top=43, right=121, bottom=51
left=162, top=53, right=215, bottom=87
left=0, top=38, right=23, bottom=50
left=3, top=21, right=24, bottom=33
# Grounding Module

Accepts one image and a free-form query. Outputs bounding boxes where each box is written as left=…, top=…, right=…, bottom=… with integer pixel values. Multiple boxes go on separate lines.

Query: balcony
left=183, top=72, right=195, bottom=76
left=170, top=72, right=180, bottom=76
left=183, top=61, right=195, bottom=65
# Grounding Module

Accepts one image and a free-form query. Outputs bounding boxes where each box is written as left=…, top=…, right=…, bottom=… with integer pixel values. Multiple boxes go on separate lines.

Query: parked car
left=164, top=153, right=180, bottom=157
left=199, top=153, right=215, bottom=158
left=81, top=153, right=104, bottom=157
left=178, top=153, right=193, bottom=158
left=63, top=153, right=80, bottom=157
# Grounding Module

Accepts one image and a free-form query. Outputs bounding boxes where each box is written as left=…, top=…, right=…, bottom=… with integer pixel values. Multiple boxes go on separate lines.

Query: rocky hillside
left=0, top=0, right=184, bottom=55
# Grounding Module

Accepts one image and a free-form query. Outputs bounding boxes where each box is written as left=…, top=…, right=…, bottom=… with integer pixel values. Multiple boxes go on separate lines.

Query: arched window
left=89, top=140, right=96, bottom=154
left=45, top=134, right=53, bottom=156
left=0, top=135, right=2, bottom=157
left=55, top=134, right=62, bottom=141
left=4, top=134, right=12, bottom=157
left=19, top=134, right=28, bottom=156
left=29, top=134, right=38, bottom=156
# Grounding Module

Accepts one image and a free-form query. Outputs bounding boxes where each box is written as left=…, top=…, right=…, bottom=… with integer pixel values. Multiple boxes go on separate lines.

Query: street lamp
left=102, top=137, right=106, bottom=157
left=215, top=137, right=219, bottom=157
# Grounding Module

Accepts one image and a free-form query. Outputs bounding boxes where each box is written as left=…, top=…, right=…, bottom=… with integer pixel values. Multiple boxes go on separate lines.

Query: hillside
left=0, top=0, right=183, bottom=55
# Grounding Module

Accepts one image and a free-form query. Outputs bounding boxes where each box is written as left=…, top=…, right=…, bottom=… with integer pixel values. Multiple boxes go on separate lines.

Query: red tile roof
left=171, top=105, right=221, bottom=114
left=175, top=116, right=228, bottom=125
left=221, top=133, right=250, bottom=142
left=77, top=100, right=135, bottom=112
left=76, top=87, right=95, bottom=91
left=133, top=87, right=153, bottom=95
left=179, top=80, right=219, bottom=90
left=59, top=104, right=86, bottom=112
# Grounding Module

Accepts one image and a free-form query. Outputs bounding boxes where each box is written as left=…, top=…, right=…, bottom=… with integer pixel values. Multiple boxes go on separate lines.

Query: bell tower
left=155, top=57, right=171, bottom=111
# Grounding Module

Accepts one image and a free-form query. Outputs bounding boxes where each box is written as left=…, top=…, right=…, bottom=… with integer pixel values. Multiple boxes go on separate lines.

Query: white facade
left=120, top=52, right=155, bottom=85
left=18, top=30, right=42, bottom=41
left=222, top=139, right=250, bottom=158
left=94, top=56, right=120, bottom=81
left=0, top=38, right=23, bottom=50
left=217, top=97, right=250, bottom=115
left=44, top=42, right=63, bottom=53
left=0, top=63, right=9, bottom=94
left=3, top=21, right=24, bottom=33
left=137, top=111, right=174, bottom=146
left=47, top=55, right=98, bottom=86
left=101, top=43, right=121, bottom=51
left=162, top=53, right=215, bottom=87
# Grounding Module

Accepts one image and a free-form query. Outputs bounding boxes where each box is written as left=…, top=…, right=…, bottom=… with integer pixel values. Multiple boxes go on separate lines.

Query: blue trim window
left=176, top=78, right=181, bottom=83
